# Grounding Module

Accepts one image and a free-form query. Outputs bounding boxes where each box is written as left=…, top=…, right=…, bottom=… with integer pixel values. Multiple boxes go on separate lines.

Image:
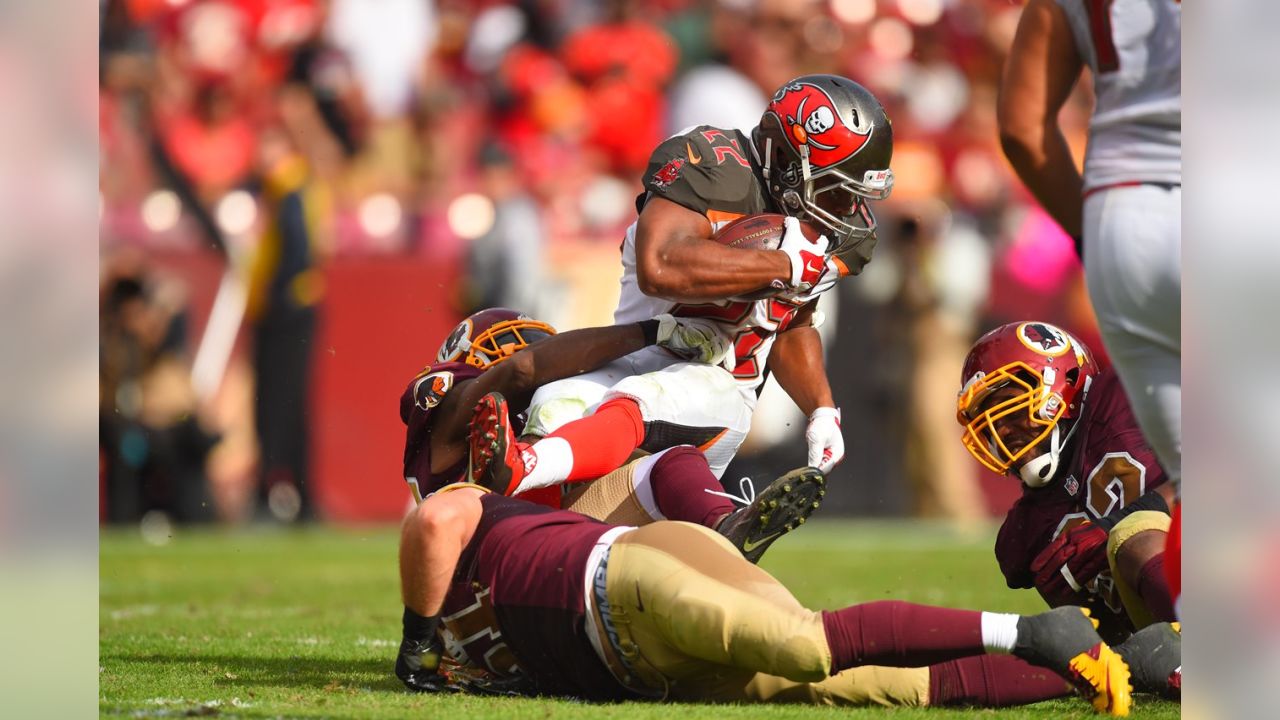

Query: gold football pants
left=1106, top=510, right=1172, bottom=629
left=602, top=522, right=930, bottom=706
left=562, top=456, right=661, bottom=526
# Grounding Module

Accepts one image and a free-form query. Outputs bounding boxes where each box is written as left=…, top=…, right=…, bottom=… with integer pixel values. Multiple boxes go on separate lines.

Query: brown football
left=711, top=213, right=822, bottom=251
left=712, top=214, right=822, bottom=300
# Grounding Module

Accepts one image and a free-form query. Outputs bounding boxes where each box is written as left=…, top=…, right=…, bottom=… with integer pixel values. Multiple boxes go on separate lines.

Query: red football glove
left=1031, top=521, right=1110, bottom=600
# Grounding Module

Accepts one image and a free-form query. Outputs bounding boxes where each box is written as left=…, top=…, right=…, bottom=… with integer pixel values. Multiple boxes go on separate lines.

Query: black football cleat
left=717, top=467, right=826, bottom=564
left=468, top=392, right=525, bottom=495
left=1014, top=606, right=1132, bottom=716
left=1115, top=622, right=1181, bottom=700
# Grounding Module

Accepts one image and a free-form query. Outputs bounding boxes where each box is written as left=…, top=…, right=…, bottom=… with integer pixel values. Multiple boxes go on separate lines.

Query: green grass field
left=100, top=520, right=1178, bottom=719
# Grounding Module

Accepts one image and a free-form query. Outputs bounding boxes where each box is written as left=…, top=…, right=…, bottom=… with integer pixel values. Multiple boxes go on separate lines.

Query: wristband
left=403, top=607, right=441, bottom=643
left=1094, top=489, right=1171, bottom=533
left=638, top=319, right=660, bottom=346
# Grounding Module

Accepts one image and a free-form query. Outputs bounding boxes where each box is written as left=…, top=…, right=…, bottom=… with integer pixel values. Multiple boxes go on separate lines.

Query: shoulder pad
left=641, top=126, right=765, bottom=218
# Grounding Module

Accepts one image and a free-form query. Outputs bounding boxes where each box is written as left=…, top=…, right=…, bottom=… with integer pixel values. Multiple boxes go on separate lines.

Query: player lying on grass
left=393, top=485, right=1170, bottom=715
left=956, top=322, right=1180, bottom=697
left=400, top=307, right=826, bottom=562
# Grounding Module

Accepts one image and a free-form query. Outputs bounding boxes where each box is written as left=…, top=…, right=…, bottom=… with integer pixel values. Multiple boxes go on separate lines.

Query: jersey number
left=1085, top=452, right=1147, bottom=519
left=700, top=129, right=750, bottom=167
left=671, top=298, right=800, bottom=381
left=441, top=587, right=521, bottom=675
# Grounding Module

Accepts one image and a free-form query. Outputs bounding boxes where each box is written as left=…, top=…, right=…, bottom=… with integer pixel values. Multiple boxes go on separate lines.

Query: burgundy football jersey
left=399, top=361, right=483, bottom=499
left=994, top=370, right=1168, bottom=627
left=438, top=494, right=629, bottom=699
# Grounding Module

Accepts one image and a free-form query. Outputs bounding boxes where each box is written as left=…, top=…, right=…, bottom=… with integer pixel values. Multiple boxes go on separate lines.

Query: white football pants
left=1083, top=183, right=1182, bottom=489
left=522, top=345, right=755, bottom=479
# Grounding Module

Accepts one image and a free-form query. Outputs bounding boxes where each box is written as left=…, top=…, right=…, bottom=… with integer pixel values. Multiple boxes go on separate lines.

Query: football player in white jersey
left=467, top=75, right=895, bottom=498
left=997, top=0, right=1181, bottom=612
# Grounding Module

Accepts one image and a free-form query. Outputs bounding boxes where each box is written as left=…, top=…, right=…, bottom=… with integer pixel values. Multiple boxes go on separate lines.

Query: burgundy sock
left=821, top=601, right=985, bottom=672
left=1137, top=553, right=1177, bottom=622
left=646, top=445, right=734, bottom=527
left=549, top=398, right=645, bottom=483
left=928, top=655, right=1072, bottom=707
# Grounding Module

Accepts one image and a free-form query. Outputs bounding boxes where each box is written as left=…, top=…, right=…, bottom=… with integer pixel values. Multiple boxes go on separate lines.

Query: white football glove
left=655, top=314, right=732, bottom=365
left=778, top=216, right=838, bottom=296
left=805, top=406, right=844, bottom=473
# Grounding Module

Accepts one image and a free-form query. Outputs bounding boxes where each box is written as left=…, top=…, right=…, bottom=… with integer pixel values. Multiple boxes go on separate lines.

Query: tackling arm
left=430, top=323, right=651, bottom=465
left=399, top=486, right=485, bottom=617
left=635, top=197, right=793, bottom=301
left=997, top=0, right=1086, bottom=239
left=395, top=485, right=486, bottom=691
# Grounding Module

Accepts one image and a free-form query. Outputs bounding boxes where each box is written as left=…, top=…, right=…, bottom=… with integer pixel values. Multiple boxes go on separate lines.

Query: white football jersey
left=1055, top=0, right=1181, bottom=190
left=613, top=220, right=805, bottom=392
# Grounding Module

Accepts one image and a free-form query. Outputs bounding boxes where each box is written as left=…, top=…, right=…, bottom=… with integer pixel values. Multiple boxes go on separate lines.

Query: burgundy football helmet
left=436, top=308, right=556, bottom=370
left=751, top=74, right=894, bottom=269
left=956, top=322, right=1100, bottom=487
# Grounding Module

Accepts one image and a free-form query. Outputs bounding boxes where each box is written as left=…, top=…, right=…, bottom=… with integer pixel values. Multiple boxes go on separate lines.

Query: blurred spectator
left=327, top=0, right=437, bottom=119
left=460, top=143, right=548, bottom=317
left=665, top=1, right=767, bottom=135
left=100, top=253, right=218, bottom=524
left=893, top=204, right=989, bottom=524
left=560, top=0, right=678, bottom=174
left=244, top=125, right=329, bottom=523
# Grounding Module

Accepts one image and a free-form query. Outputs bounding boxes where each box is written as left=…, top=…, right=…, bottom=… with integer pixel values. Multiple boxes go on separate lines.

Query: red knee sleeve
left=549, top=398, right=645, bottom=482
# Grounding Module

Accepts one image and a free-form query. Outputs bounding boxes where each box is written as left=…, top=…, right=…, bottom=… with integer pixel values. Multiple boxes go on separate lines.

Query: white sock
left=513, top=437, right=573, bottom=494
left=981, top=612, right=1021, bottom=654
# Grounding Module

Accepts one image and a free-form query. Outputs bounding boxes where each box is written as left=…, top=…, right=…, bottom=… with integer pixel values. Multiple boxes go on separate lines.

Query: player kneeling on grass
left=400, top=307, right=827, bottom=563
left=395, top=485, right=1143, bottom=715
left=956, top=322, right=1181, bottom=698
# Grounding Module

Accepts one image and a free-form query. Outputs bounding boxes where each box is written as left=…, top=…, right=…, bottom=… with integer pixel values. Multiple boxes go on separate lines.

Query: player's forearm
left=498, top=323, right=648, bottom=394
left=400, top=512, right=465, bottom=617
left=639, top=236, right=791, bottom=300
left=1000, top=128, right=1084, bottom=238
left=768, top=326, right=835, bottom=415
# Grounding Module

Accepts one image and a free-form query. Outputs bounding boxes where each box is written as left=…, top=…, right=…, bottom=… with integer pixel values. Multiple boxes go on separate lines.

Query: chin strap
left=1018, top=416, right=1083, bottom=487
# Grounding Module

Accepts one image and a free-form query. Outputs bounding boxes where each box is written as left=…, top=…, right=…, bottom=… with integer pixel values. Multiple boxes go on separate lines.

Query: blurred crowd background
left=98, top=0, right=1107, bottom=530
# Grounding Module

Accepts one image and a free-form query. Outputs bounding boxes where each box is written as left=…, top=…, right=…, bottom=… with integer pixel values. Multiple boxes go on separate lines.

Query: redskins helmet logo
left=437, top=319, right=473, bottom=363
left=1017, top=322, right=1071, bottom=357
left=769, top=82, right=871, bottom=167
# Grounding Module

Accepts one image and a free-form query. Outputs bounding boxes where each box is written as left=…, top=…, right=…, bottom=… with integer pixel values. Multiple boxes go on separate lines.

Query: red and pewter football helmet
left=751, top=74, right=894, bottom=267
left=436, top=308, right=556, bottom=370
left=956, top=322, right=1100, bottom=487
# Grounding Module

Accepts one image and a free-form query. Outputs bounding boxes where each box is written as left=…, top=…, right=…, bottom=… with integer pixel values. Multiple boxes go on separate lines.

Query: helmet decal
left=1017, top=322, right=1071, bottom=357
left=437, top=318, right=474, bottom=363
left=771, top=81, right=871, bottom=168
left=436, top=308, right=557, bottom=370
